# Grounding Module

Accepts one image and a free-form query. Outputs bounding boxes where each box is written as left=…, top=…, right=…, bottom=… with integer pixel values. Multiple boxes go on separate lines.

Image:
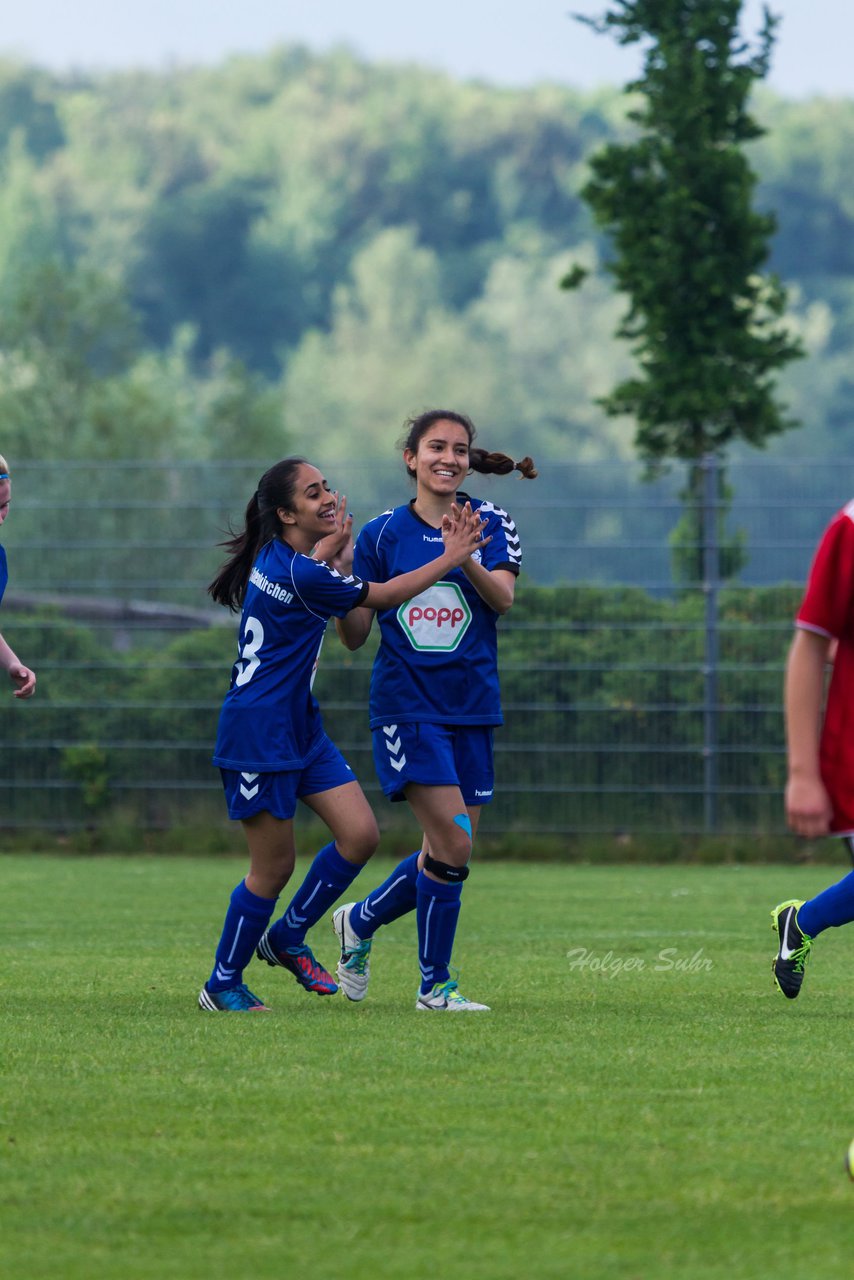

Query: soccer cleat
left=415, top=979, right=490, bottom=1012
left=771, top=899, right=813, bottom=999
left=255, top=933, right=339, bottom=995
left=198, top=983, right=271, bottom=1012
left=331, top=902, right=373, bottom=1002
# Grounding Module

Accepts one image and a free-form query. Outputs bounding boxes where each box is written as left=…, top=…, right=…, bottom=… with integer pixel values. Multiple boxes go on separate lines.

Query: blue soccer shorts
left=371, top=722, right=495, bottom=805
left=220, top=732, right=356, bottom=821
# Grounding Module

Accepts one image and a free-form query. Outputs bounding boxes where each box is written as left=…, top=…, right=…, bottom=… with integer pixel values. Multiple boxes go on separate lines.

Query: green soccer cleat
left=771, top=899, right=813, bottom=999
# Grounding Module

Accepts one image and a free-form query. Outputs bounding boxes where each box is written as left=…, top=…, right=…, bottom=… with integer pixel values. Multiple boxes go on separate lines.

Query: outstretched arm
left=362, top=503, right=489, bottom=611
left=445, top=504, right=515, bottom=614
left=336, top=504, right=490, bottom=647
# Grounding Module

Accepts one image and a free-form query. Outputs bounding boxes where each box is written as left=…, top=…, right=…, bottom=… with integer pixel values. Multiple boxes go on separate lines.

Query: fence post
left=701, top=452, right=720, bottom=833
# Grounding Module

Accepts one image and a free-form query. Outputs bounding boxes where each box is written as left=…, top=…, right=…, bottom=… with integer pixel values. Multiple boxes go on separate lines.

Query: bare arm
left=448, top=503, right=516, bottom=614
left=459, top=561, right=517, bottom=614
left=0, top=630, right=36, bottom=698
left=337, top=562, right=509, bottom=653
left=334, top=503, right=489, bottom=649
left=309, top=494, right=374, bottom=649
left=335, top=606, right=375, bottom=651
left=784, top=626, right=833, bottom=837
left=362, top=504, right=488, bottom=611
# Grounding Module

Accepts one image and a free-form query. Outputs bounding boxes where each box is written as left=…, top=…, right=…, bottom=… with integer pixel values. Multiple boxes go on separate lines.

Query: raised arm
left=458, top=560, right=516, bottom=614
left=334, top=503, right=489, bottom=648
left=445, top=502, right=517, bottom=614
left=362, top=503, right=488, bottom=611
left=310, top=492, right=354, bottom=570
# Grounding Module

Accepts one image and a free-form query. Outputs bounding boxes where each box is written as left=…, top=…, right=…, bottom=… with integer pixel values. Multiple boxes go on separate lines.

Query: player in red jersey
left=771, top=499, right=854, bottom=997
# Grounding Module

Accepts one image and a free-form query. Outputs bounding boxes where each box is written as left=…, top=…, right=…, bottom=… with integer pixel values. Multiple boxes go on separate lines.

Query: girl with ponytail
left=198, top=455, right=487, bottom=1012
left=325, top=411, right=536, bottom=1013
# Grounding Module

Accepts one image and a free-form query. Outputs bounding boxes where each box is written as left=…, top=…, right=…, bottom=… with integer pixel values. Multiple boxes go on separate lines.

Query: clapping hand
left=312, top=492, right=355, bottom=574
left=441, top=501, right=490, bottom=566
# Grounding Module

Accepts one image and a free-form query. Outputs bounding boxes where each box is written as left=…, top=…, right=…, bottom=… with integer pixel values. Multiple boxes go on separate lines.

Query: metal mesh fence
left=0, top=455, right=844, bottom=836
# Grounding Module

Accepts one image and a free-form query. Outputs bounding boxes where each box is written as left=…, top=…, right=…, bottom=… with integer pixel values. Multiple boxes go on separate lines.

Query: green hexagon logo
left=397, top=582, right=472, bottom=651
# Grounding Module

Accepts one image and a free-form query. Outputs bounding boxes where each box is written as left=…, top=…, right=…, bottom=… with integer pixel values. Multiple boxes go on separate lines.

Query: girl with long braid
left=326, top=411, right=536, bottom=1012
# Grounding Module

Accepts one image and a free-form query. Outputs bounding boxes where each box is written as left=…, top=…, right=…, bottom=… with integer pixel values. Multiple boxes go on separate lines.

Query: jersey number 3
left=235, top=615, right=264, bottom=686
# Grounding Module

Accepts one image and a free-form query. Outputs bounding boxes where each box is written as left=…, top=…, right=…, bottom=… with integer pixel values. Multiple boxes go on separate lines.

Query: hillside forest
left=1, top=45, right=853, bottom=473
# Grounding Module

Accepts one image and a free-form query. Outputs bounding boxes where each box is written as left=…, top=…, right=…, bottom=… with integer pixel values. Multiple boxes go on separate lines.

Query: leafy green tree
left=0, top=61, right=65, bottom=160
left=0, top=261, right=287, bottom=462
left=568, top=0, right=803, bottom=580
left=282, top=226, right=636, bottom=486
left=4, top=45, right=854, bottom=476
left=0, top=134, right=65, bottom=293
left=0, top=260, right=139, bottom=456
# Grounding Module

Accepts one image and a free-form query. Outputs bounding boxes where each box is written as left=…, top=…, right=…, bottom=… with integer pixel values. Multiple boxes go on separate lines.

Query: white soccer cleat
left=331, top=902, right=372, bottom=1001
left=415, top=979, right=490, bottom=1012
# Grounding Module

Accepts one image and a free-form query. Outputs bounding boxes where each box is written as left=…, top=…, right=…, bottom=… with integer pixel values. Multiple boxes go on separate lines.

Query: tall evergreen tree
left=568, top=0, right=803, bottom=580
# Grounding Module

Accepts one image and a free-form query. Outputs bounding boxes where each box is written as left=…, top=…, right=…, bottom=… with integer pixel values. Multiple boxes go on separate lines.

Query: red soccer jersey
left=796, top=500, right=854, bottom=831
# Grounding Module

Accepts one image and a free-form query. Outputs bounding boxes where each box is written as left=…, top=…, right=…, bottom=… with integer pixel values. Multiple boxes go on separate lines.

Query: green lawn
left=1, top=856, right=852, bottom=1279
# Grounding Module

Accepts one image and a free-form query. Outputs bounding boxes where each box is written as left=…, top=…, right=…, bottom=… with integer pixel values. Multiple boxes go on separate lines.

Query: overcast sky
left=1, top=1, right=851, bottom=98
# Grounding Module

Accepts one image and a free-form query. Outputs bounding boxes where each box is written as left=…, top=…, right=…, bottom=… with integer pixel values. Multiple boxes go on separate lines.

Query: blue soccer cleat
left=198, top=983, right=272, bottom=1012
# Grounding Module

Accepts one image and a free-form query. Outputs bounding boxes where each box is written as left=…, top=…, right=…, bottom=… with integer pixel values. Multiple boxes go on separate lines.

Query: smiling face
left=404, top=418, right=471, bottom=499
left=277, top=462, right=338, bottom=544
left=0, top=478, right=10, bottom=529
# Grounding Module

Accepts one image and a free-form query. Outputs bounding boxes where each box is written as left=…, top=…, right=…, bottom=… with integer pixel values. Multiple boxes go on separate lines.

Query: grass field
left=2, top=854, right=853, bottom=1280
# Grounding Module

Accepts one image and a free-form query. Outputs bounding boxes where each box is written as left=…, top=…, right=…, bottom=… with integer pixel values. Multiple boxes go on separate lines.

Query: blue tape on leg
left=453, top=812, right=472, bottom=840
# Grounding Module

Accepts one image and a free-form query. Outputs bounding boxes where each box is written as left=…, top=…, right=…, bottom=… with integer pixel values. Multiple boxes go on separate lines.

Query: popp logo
left=397, top=582, right=472, bottom=651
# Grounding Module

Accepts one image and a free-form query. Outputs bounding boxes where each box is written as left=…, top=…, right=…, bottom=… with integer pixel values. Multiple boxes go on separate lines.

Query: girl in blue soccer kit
left=199, top=455, right=487, bottom=1011
left=0, top=454, right=36, bottom=700
left=328, top=411, right=536, bottom=1012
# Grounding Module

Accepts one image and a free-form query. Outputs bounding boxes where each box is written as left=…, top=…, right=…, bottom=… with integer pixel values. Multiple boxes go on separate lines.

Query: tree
left=0, top=261, right=287, bottom=462
left=567, top=0, right=803, bottom=582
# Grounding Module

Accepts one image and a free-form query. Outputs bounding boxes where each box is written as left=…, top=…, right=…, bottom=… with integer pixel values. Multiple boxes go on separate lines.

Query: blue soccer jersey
left=0, top=544, right=7, bottom=606
left=213, top=538, right=368, bottom=772
left=353, top=496, right=521, bottom=728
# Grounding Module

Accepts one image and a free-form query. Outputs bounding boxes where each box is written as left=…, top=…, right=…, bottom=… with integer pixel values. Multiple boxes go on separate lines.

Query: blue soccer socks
left=207, top=880, right=278, bottom=993
left=416, top=869, right=462, bottom=995
left=348, top=851, right=420, bottom=940
left=269, top=841, right=363, bottom=950
left=797, top=868, right=854, bottom=938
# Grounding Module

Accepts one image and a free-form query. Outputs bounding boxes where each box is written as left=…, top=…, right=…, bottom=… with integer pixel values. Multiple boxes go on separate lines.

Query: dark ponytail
left=469, top=447, right=538, bottom=480
left=208, top=457, right=308, bottom=611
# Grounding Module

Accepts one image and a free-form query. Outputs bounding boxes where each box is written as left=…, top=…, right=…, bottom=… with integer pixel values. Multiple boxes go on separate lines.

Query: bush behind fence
left=0, top=456, right=843, bottom=839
